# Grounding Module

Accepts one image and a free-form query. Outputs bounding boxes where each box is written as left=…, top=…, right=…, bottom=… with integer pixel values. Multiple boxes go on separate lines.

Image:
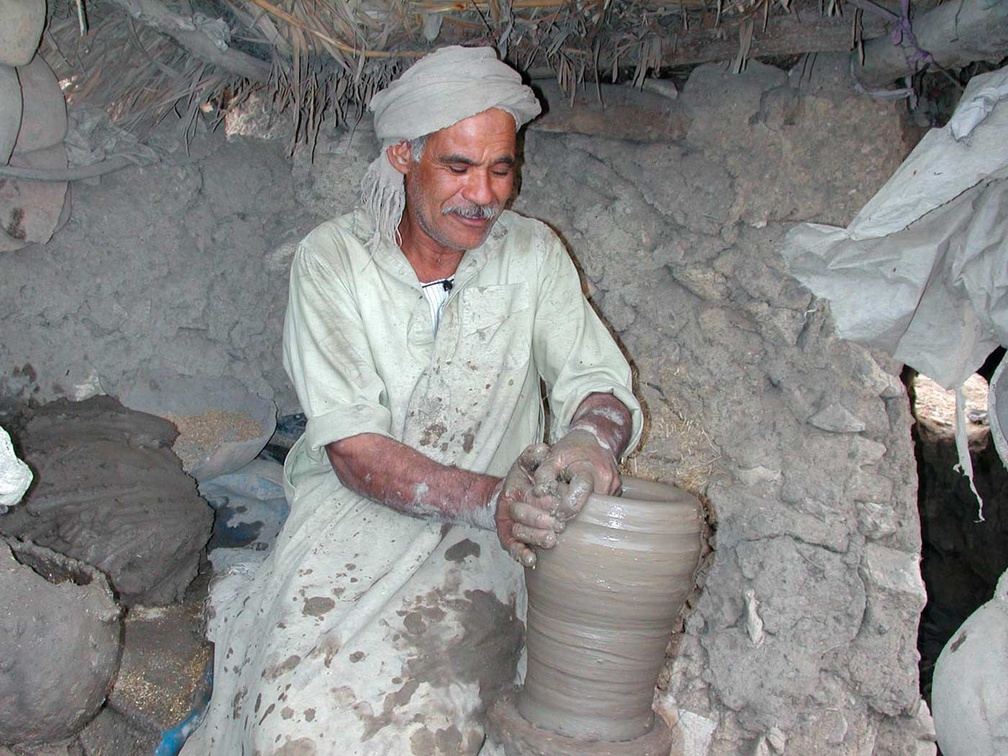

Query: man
left=184, top=46, right=642, bottom=754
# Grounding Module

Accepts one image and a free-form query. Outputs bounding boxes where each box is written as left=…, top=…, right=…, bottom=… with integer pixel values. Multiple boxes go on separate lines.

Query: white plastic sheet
left=0, top=425, right=32, bottom=510
left=782, top=66, right=1008, bottom=511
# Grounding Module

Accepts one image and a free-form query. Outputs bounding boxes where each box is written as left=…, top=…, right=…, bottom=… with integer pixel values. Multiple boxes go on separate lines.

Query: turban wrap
left=361, top=46, right=541, bottom=246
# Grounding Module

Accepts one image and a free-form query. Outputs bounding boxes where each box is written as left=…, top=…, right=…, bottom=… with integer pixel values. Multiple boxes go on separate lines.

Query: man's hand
left=530, top=392, right=633, bottom=523
left=494, top=443, right=565, bottom=568
left=531, top=429, right=621, bottom=523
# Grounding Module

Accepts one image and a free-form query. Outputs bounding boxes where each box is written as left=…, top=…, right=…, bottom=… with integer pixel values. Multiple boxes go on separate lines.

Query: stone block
left=0, top=0, right=45, bottom=67
left=0, top=538, right=121, bottom=745
left=12, top=55, right=68, bottom=154
left=0, top=64, right=20, bottom=163
left=0, top=142, right=70, bottom=251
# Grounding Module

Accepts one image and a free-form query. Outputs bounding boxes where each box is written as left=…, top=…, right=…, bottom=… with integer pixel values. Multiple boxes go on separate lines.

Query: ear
left=386, top=141, right=413, bottom=176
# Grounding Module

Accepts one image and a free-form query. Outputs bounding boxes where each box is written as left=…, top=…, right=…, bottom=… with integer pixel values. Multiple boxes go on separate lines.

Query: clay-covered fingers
left=531, top=430, right=621, bottom=521
left=502, top=443, right=549, bottom=493
left=555, top=471, right=594, bottom=522
left=505, top=542, right=536, bottom=568
left=496, top=499, right=557, bottom=568
left=495, top=443, right=562, bottom=568
left=511, top=522, right=557, bottom=548
left=509, top=500, right=562, bottom=539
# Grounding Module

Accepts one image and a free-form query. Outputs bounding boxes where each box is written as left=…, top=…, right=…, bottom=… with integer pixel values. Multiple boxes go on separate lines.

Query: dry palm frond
left=50, top=0, right=869, bottom=147
left=43, top=9, right=255, bottom=141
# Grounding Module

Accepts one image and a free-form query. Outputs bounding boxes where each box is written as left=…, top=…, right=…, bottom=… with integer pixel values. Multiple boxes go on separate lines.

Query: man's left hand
left=531, top=428, right=621, bottom=523
left=530, top=393, right=634, bottom=523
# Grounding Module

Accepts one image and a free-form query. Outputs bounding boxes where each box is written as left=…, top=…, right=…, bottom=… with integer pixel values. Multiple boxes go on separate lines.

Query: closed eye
left=439, top=154, right=515, bottom=177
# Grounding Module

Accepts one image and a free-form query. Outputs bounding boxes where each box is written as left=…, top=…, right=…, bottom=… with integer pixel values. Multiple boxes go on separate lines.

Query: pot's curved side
left=518, top=478, right=704, bottom=742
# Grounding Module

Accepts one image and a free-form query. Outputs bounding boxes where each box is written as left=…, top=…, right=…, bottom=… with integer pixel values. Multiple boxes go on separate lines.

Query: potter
left=183, top=46, right=644, bottom=754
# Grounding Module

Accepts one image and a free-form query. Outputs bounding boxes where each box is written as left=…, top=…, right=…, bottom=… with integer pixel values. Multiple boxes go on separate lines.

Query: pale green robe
left=183, top=208, right=642, bottom=755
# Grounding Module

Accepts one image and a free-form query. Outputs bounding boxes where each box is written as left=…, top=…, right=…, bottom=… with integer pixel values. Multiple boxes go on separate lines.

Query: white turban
left=361, top=46, right=542, bottom=246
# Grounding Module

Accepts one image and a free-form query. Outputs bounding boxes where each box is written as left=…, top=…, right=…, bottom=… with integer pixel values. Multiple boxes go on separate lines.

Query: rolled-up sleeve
left=282, top=230, right=394, bottom=456
left=531, top=230, right=643, bottom=457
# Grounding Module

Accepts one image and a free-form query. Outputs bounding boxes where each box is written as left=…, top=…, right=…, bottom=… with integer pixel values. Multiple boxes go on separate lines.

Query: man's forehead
left=440, top=108, right=514, bottom=133
left=424, top=109, right=517, bottom=153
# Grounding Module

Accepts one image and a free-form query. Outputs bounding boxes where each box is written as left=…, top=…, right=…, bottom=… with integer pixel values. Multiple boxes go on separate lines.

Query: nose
left=463, top=169, right=495, bottom=206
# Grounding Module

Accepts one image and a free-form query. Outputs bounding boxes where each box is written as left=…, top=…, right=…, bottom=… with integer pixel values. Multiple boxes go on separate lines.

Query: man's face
left=398, top=108, right=517, bottom=254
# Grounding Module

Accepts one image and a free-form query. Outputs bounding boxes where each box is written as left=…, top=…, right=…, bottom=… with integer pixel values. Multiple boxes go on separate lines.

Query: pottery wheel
left=486, top=692, right=679, bottom=756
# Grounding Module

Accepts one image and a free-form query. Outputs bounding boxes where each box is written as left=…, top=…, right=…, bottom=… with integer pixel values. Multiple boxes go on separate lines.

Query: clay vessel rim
left=587, top=476, right=699, bottom=508
left=571, top=477, right=702, bottom=532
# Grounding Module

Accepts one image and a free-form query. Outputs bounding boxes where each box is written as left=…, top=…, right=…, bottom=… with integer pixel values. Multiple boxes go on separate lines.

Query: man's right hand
left=494, top=443, right=565, bottom=568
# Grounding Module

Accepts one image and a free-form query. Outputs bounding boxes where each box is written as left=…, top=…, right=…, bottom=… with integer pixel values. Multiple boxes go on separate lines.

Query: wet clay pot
left=518, top=477, right=703, bottom=743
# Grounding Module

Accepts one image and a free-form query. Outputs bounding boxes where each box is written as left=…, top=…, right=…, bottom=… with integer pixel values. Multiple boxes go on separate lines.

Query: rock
left=529, top=79, right=689, bottom=142
left=873, top=699, right=937, bottom=756
left=0, top=0, right=45, bottom=67
left=0, top=142, right=70, bottom=251
left=681, top=54, right=904, bottom=228
left=861, top=543, right=927, bottom=602
left=855, top=500, right=898, bottom=540
left=11, top=55, right=68, bottom=154
left=735, top=464, right=782, bottom=486
left=847, top=544, right=928, bottom=716
left=0, top=425, right=31, bottom=509
left=0, top=56, right=70, bottom=245
left=932, top=569, right=1008, bottom=756
left=808, top=403, right=867, bottom=433
left=0, top=538, right=121, bottom=745
left=0, top=396, right=214, bottom=605
left=0, top=64, right=21, bottom=163
left=675, top=710, right=717, bottom=756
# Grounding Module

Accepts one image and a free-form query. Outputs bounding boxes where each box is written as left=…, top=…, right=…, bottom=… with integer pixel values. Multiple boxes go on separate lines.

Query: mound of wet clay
left=0, top=395, right=213, bottom=605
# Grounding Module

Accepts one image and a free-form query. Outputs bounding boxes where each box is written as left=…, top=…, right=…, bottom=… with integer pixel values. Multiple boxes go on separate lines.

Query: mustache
left=443, top=202, right=501, bottom=221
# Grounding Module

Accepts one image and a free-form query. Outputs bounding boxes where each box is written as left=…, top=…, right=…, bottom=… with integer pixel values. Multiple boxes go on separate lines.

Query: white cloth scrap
left=0, top=425, right=32, bottom=510
left=782, top=66, right=1008, bottom=512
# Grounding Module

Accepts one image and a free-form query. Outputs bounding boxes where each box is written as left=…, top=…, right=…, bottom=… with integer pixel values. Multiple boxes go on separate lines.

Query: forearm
left=569, top=392, right=634, bottom=460
left=325, top=433, right=500, bottom=529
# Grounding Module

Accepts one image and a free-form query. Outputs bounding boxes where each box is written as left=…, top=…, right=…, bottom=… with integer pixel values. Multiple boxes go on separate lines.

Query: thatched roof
left=40, top=0, right=1000, bottom=146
